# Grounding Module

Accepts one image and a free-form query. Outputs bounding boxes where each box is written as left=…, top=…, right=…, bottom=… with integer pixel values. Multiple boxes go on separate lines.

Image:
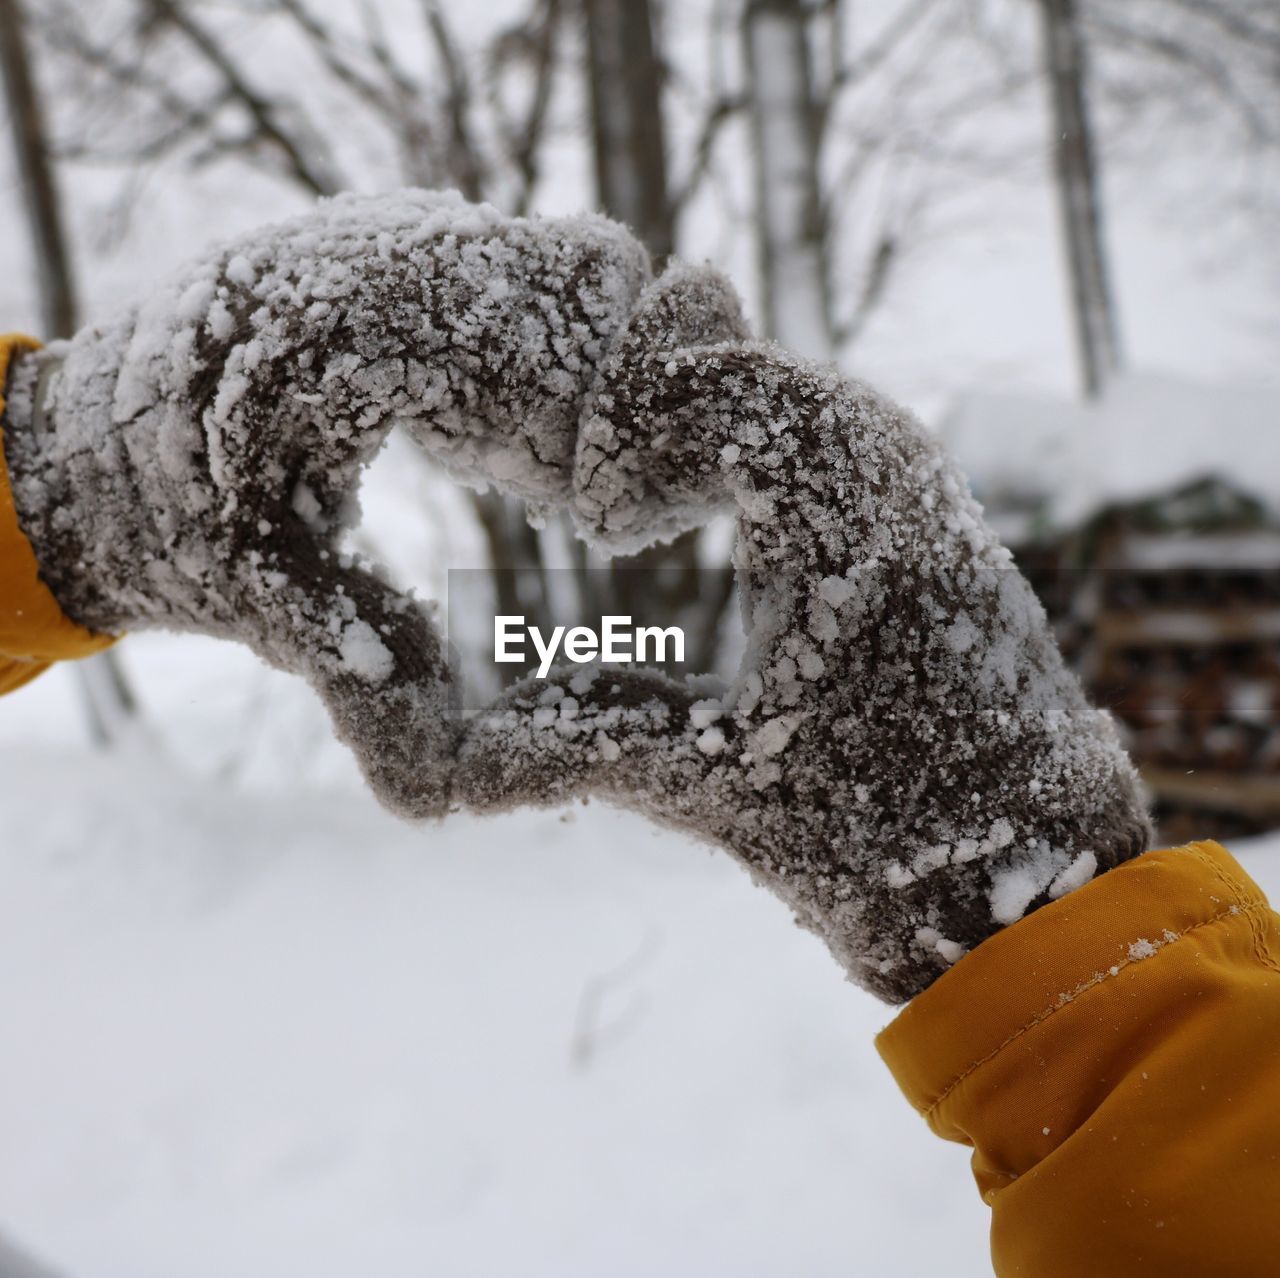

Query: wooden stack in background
left=1016, top=478, right=1280, bottom=844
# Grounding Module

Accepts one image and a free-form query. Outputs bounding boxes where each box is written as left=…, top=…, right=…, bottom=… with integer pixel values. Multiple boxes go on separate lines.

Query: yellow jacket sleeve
left=877, top=840, right=1280, bottom=1276
left=0, top=333, right=115, bottom=695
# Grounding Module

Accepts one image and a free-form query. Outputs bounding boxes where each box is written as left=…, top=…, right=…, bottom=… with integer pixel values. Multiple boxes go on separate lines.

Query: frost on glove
left=458, top=264, right=1152, bottom=1003
left=1, top=185, right=1150, bottom=1000
left=1, top=190, right=651, bottom=816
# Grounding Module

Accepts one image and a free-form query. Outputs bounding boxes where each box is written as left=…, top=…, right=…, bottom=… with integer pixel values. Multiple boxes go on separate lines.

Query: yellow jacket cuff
left=0, top=333, right=116, bottom=695
left=878, top=840, right=1280, bottom=1276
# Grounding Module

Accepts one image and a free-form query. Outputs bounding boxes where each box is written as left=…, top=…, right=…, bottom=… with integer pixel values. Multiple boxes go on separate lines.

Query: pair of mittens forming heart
left=3, top=189, right=1149, bottom=1001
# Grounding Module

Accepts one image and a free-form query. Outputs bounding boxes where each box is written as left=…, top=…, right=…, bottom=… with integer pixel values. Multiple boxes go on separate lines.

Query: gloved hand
left=457, top=264, right=1152, bottom=1002
left=1, top=190, right=650, bottom=816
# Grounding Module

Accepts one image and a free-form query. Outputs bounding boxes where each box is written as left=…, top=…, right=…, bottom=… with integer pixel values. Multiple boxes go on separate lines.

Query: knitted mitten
left=458, top=265, right=1152, bottom=1002
left=2, top=190, right=651, bottom=815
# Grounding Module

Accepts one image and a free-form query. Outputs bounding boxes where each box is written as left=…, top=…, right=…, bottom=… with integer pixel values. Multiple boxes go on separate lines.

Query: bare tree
left=35, top=0, right=573, bottom=641
left=43, top=0, right=1260, bottom=685
left=1038, top=0, right=1120, bottom=399
left=1032, top=0, right=1280, bottom=399
left=0, top=0, right=140, bottom=745
left=743, top=0, right=834, bottom=357
left=737, top=0, right=970, bottom=360
left=28, top=0, right=748, bottom=674
left=579, top=0, right=738, bottom=670
left=582, top=0, right=674, bottom=262
left=1081, top=0, right=1280, bottom=153
left=0, top=0, right=77, bottom=335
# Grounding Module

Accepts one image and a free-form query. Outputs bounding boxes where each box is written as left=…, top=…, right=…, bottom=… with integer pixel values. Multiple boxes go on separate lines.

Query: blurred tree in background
left=6, top=0, right=1280, bottom=727
left=0, top=0, right=139, bottom=744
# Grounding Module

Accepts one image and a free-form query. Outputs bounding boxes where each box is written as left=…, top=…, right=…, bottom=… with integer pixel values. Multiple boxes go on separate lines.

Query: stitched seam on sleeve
left=1195, top=843, right=1249, bottom=912
left=1191, top=844, right=1280, bottom=979
left=921, top=900, right=1271, bottom=1121
left=1249, top=906, right=1280, bottom=977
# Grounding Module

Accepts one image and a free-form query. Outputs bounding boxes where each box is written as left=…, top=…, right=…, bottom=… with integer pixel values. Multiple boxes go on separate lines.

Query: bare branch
left=836, top=0, right=938, bottom=89
left=33, top=6, right=215, bottom=152
left=0, top=0, right=79, bottom=335
left=670, top=93, right=743, bottom=212
left=833, top=230, right=896, bottom=349
left=275, top=0, right=399, bottom=119
left=487, top=0, right=562, bottom=213
left=1085, top=10, right=1277, bottom=146
left=420, top=0, right=487, bottom=200
left=1160, top=0, right=1280, bottom=57
left=147, top=0, right=338, bottom=195
left=814, top=0, right=940, bottom=141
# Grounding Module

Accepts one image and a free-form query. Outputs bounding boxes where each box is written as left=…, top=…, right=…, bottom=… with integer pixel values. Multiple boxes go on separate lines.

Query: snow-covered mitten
left=1, top=190, right=651, bottom=816
left=458, top=264, right=1152, bottom=1002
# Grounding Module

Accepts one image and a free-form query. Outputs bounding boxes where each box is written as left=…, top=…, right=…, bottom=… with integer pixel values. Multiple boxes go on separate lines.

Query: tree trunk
left=0, top=0, right=140, bottom=745
left=579, top=0, right=731, bottom=673
left=582, top=0, right=674, bottom=261
left=743, top=0, right=833, bottom=359
left=1038, top=0, right=1121, bottom=399
left=0, top=0, right=78, bottom=335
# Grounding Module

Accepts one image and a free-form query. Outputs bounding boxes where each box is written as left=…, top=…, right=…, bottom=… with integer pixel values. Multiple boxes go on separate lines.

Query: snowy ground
left=1, top=642, right=1279, bottom=1278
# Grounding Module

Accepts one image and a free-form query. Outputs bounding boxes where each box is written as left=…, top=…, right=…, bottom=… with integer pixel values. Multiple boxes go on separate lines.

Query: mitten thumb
left=238, top=533, right=456, bottom=818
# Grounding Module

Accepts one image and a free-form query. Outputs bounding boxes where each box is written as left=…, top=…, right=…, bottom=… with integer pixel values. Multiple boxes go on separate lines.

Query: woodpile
left=1016, top=479, right=1280, bottom=844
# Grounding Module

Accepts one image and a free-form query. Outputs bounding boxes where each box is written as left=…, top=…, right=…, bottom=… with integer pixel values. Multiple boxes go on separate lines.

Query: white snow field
left=1, top=638, right=1279, bottom=1278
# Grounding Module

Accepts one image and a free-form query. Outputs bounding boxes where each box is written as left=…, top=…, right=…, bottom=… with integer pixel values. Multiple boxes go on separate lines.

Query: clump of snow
left=884, top=862, right=916, bottom=889
left=990, top=842, right=1105, bottom=925
left=569, top=667, right=598, bottom=696
left=987, top=819, right=1015, bottom=852
left=1048, top=850, right=1098, bottom=899
left=752, top=716, right=798, bottom=758
left=339, top=619, right=394, bottom=682
left=796, top=649, right=824, bottom=680
left=914, top=927, right=966, bottom=966
left=989, top=865, right=1043, bottom=927
left=689, top=698, right=723, bottom=730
